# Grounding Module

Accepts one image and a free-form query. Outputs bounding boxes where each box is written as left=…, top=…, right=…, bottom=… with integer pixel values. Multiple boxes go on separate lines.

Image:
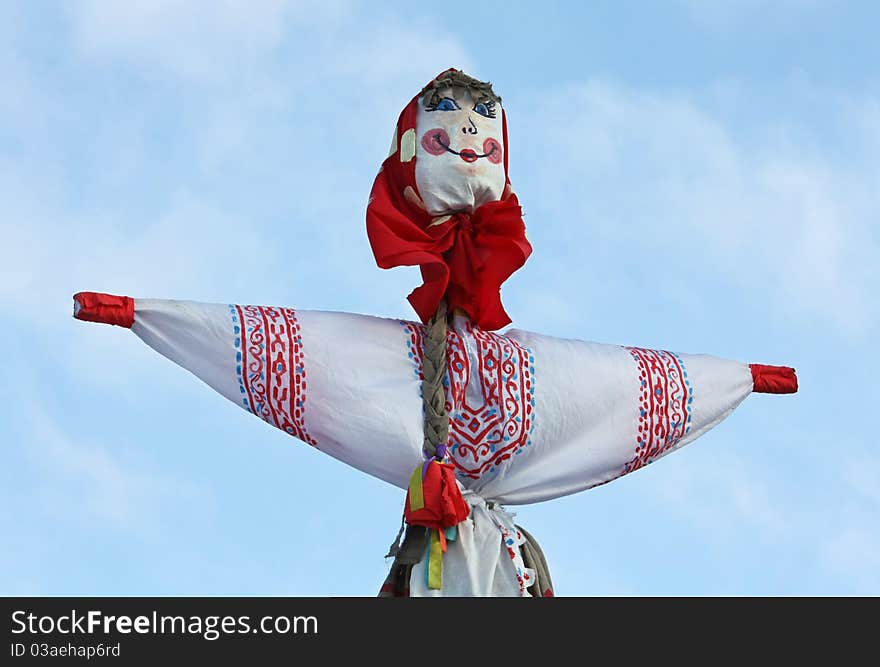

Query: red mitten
left=750, top=364, right=798, bottom=394
left=73, top=292, right=134, bottom=328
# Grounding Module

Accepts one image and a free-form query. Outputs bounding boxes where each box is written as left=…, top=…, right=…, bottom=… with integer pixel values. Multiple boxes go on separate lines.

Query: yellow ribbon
left=428, top=529, right=443, bottom=590
left=408, top=465, right=424, bottom=512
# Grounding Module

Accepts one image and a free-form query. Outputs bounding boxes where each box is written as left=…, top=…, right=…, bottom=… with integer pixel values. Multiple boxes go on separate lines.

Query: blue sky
left=2, top=0, right=878, bottom=595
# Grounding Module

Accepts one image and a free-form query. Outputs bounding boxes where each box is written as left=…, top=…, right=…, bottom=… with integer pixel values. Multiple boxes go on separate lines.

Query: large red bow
left=368, top=191, right=531, bottom=330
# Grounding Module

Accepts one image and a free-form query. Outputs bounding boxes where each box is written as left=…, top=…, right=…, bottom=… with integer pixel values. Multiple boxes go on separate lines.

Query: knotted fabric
left=404, top=454, right=470, bottom=532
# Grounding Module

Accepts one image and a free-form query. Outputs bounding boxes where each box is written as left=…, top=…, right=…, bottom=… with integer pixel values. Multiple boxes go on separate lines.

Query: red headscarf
left=366, top=69, right=532, bottom=330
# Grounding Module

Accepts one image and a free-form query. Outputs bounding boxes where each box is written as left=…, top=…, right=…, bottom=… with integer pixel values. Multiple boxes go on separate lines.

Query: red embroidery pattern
left=402, top=321, right=535, bottom=479
left=233, top=305, right=316, bottom=446
left=623, top=347, right=691, bottom=474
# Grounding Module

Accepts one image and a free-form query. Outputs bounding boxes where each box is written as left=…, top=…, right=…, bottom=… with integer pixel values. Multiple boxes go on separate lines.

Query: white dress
left=78, top=296, right=766, bottom=596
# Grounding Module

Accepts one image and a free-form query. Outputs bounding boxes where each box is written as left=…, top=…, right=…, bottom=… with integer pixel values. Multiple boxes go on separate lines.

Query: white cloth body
left=409, top=491, right=530, bottom=597
left=129, top=298, right=755, bottom=595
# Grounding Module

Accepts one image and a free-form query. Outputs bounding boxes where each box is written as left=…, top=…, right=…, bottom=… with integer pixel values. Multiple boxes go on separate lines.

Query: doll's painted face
left=415, top=85, right=506, bottom=215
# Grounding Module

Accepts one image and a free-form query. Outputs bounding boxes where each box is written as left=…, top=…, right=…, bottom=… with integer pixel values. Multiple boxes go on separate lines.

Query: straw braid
left=421, top=299, right=449, bottom=459
left=516, top=524, right=555, bottom=597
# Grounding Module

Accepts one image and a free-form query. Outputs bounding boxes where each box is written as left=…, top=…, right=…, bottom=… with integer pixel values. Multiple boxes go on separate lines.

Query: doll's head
left=414, top=70, right=506, bottom=215
left=367, top=69, right=530, bottom=330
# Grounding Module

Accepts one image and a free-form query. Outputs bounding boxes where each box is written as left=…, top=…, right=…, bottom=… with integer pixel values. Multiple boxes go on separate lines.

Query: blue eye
left=434, top=97, right=459, bottom=111
left=472, top=101, right=496, bottom=118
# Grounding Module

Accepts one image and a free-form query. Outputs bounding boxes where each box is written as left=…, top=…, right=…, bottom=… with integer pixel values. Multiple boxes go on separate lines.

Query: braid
left=421, top=300, right=449, bottom=459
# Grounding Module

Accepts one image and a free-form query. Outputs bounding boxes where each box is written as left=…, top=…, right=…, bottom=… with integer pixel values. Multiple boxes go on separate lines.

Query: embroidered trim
left=231, top=305, right=316, bottom=446
left=623, top=347, right=692, bottom=474
left=401, top=321, right=535, bottom=479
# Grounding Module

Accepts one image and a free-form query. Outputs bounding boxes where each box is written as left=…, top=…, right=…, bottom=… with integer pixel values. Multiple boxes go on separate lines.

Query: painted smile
left=436, top=134, right=498, bottom=163
left=421, top=128, right=504, bottom=164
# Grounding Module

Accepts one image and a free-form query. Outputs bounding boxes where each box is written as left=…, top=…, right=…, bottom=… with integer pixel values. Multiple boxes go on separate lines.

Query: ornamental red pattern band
left=402, top=321, right=535, bottom=479
left=234, top=304, right=317, bottom=446
left=623, top=347, right=692, bottom=475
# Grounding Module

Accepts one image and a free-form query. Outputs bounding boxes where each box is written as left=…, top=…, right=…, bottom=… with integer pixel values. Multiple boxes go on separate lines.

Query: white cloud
left=516, top=79, right=879, bottom=337
left=68, top=0, right=471, bottom=99
left=822, top=526, right=880, bottom=590
left=2, top=0, right=476, bottom=378
left=644, top=451, right=791, bottom=540
left=679, top=0, right=830, bottom=29
left=17, top=399, right=208, bottom=535
left=843, top=457, right=880, bottom=507
left=821, top=456, right=880, bottom=590
left=69, top=0, right=297, bottom=85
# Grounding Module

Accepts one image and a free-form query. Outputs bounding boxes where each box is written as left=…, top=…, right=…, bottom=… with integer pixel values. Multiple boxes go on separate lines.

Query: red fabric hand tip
left=750, top=364, right=798, bottom=394
left=72, top=292, right=134, bottom=328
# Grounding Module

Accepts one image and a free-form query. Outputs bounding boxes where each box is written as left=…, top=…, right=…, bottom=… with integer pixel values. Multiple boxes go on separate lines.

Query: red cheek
left=483, top=137, right=503, bottom=164
left=421, top=128, right=450, bottom=156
